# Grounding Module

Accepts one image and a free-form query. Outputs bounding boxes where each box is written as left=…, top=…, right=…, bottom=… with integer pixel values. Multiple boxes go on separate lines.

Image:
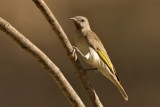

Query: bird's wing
left=84, top=30, right=116, bottom=74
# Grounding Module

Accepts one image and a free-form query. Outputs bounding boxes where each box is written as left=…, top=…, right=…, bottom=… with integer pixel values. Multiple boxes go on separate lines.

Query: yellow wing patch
left=97, top=50, right=115, bottom=74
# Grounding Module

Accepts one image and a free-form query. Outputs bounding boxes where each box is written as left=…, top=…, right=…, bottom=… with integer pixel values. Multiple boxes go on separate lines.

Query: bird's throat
left=73, top=22, right=83, bottom=30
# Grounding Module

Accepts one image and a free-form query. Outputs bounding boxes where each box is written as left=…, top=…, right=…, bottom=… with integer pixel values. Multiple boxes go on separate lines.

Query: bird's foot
left=69, top=46, right=78, bottom=61
left=72, top=46, right=87, bottom=59
left=84, top=68, right=98, bottom=71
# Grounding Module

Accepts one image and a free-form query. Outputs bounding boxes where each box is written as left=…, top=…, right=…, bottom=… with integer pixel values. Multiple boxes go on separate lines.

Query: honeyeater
left=70, top=16, right=128, bottom=101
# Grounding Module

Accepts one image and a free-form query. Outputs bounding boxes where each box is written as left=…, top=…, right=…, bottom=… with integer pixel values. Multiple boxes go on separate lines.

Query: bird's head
left=70, top=16, right=91, bottom=31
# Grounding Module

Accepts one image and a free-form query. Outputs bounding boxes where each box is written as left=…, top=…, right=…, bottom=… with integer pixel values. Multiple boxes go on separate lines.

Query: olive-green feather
left=97, top=50, right=115, bottom=73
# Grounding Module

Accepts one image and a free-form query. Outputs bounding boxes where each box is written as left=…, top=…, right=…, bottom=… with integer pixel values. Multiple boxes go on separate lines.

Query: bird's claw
left=69, top=46, right=78, bottom=61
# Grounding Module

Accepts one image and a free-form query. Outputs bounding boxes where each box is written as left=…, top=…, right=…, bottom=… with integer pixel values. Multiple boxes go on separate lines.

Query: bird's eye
left=81, top=19, right=84, bottom=22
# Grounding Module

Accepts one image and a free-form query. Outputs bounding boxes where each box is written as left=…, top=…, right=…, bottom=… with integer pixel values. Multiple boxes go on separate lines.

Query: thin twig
left=0, top=17, right=85, bottom=107
left=32, top=0, right=103, bottom=107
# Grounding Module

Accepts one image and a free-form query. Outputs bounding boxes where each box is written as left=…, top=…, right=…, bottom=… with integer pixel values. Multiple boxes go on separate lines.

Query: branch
left=32, top=0, right=103, bottom=107
left=0, top=17, right=85, bottom=107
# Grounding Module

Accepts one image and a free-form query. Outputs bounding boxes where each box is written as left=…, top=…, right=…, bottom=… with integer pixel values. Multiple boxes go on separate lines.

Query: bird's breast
left=75, top=31, right=90, bottom=55
left=75, top=31, right=108, bottom=70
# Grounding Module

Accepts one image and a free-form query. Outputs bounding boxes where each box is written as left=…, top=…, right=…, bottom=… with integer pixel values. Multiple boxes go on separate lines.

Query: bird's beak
left=70, top=17, right=77, bottom=21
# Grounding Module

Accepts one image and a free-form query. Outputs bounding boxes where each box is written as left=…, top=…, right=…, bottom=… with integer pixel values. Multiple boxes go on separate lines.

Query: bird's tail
left=101, top=71, right=128, bottom=101
left=111, top=76, right=128, bottom=101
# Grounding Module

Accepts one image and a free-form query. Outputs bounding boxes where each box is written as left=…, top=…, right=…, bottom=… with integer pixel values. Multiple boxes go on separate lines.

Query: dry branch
left=33, top=0, right=103, bottom=107
left=0, top=17, right=85, bottom=107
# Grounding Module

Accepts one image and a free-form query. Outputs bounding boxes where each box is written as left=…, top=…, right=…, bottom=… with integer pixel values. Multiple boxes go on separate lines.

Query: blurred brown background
left=0, top=0, right=160, bottom=107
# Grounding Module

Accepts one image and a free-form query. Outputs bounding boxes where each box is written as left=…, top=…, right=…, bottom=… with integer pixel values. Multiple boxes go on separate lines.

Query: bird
left=70, top=16, right=128, bottom=101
